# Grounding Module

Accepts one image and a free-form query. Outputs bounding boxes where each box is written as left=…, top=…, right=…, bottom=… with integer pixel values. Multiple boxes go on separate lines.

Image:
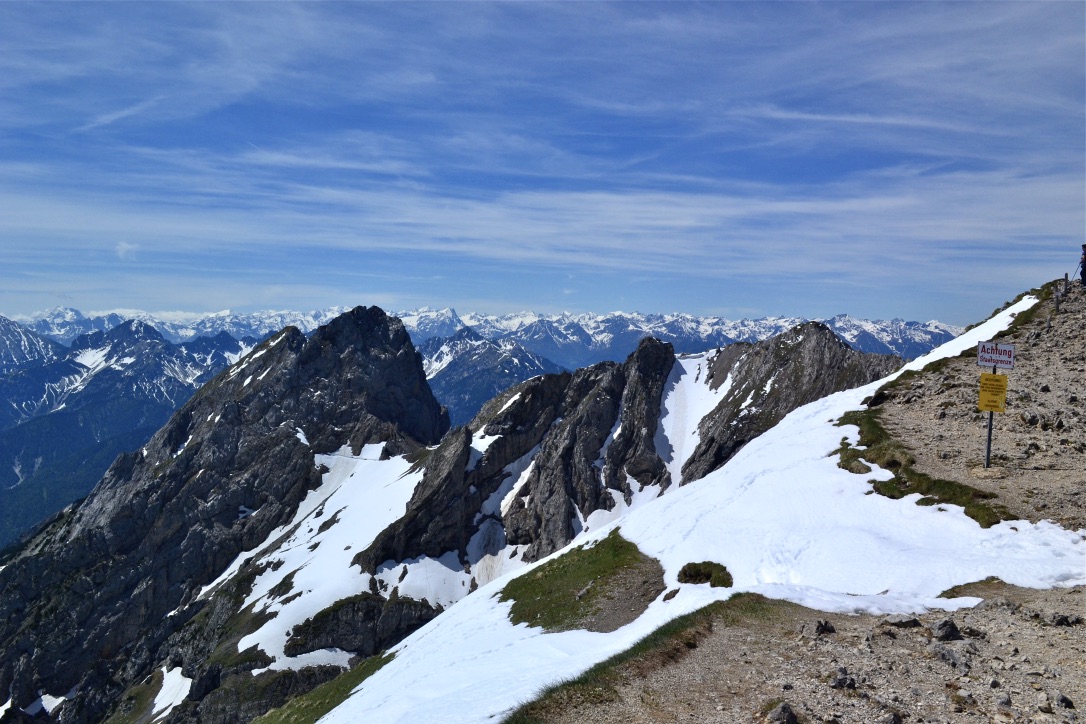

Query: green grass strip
left=252, top=653, right=393, bottom=724
left=834, top=408, right=1011, bottom=527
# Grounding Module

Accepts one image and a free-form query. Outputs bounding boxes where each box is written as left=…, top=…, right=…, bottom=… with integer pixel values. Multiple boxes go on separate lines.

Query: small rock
left=928, top=641, right=974, bottom=673
left=878, top=713, right=903, bottom=724
left=989, top=677, right=1001, bottom=689
left=881, top=614, right=921, bottom=628
left=1056, top=691, right=1076, bottom=709
left=975, top=596, right=1019, bottom=613
left=765, top=701, right=799, bottom=723
left=996, top=692, right=1012, bottom=707
left=829, top=667, right=856, bottom=690
left=1038, top=691, right=1054, bottom=714
left=1046, top=611, right=1077, bottom=627
left=931, top=618, right=964, bottom=641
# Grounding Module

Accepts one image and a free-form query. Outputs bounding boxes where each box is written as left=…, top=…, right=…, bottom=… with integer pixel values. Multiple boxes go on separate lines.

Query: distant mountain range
left=8, top=305, right=961, bottom=432
left=0, top=319, right=253, bottom=550
left=16, top=305, right=961, bottom=364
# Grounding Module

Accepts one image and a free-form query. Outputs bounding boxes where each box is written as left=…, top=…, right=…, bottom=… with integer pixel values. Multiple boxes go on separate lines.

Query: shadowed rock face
left=0, top=306, right=448, bottom=723
left=352, top=338, right=677, bottom=573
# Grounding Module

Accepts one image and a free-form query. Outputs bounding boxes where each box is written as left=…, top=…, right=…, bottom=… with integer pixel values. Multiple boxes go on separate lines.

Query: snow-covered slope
left=0, top=315, right=64, bottom=375
left=318, top=294, right=1082, bottom=723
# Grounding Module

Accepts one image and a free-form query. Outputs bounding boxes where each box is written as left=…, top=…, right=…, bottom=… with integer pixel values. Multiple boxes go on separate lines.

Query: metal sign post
left=977, top=342, right=1014, bottom=468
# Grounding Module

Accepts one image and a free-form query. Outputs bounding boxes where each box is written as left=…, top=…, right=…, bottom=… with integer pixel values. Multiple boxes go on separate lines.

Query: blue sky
left=0, top=2, right=1082, bottom=326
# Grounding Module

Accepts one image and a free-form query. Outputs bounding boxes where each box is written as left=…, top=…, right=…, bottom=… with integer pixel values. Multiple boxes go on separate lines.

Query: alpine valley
left=0, top=290, right=1081, bottom=724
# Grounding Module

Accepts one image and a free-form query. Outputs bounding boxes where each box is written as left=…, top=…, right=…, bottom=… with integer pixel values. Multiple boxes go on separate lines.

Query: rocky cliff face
left=0, top=307, right=448, bottom=722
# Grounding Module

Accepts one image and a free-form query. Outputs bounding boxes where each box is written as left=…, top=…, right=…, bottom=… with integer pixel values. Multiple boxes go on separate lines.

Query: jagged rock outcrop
left=352, top=338, right=676, bottom=573
left=681, top=322, right=902, bottom=482
left=283, top=593, right=438, bottom=658
left=357, top=328, right=900, bottom=579
left=0, top=306, right=448, bottom=722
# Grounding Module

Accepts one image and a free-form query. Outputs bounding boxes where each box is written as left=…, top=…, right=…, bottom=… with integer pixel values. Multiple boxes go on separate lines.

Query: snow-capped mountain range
left=16, top=306, right=964, bottom=373
left=15, top=305, right=961, bottom=366
left=13, top=307, right=352, bottom=346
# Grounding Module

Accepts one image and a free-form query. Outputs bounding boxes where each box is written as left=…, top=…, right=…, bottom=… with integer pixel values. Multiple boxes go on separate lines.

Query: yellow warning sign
left=978, top=372, right=1008, bottom=413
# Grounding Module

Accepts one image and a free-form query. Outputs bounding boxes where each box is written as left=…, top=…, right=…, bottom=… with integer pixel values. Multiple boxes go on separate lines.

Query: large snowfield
left=313, top=294, right=1083, bottom=723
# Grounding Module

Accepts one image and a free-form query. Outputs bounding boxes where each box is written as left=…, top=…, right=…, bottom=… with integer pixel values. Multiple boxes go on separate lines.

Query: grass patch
left=992, top=280, right=1057, bottom=340
left=835, top=408, right=1012, bottom=528
left=103, top=668, right=164, bottom=724
left=677, top=561, right=733, bottom=588
left=502, top=593, right=793, bottom=723
left=499, top=528, right=652, bottom=632
left=252, top=653, right=393, bottom=724
left=938, top=576, right=1005, bottom=599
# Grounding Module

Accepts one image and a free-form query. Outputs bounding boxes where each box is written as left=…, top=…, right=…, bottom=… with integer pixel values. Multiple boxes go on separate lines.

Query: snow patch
left=655, top=351, right=723, bottom=483
left=74, top=347, right=109, bottom=371
left=150, top=667, right=191, bottom=722
left=467, top=432, right=502, bottom=471
left=223, top=445, right=423, bottom=672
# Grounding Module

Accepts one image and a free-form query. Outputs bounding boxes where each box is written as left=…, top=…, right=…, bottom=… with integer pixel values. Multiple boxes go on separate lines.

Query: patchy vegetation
left=677, top=561, right=733, bottom=588
left=835, top=408, right=1012, bottom=527
left=499, top=528, right=661, bottom=633
left=252, top=654, right=393, bottom=724
left=103, top=667, right=165, bottom=724
left=938, top=576, right=1005, bottom=599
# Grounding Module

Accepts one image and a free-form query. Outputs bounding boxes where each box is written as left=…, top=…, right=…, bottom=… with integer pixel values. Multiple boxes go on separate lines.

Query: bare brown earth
left=516, top=280, right=1086, bottom=724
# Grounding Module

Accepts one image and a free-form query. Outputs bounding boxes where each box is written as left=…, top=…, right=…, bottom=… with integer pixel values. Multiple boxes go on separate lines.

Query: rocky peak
left=67, top=318, right=166, bottom=354
left=681, top=321, right=902, bottom=482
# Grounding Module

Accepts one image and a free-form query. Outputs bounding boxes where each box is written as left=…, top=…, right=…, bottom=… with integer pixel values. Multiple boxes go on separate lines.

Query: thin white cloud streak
left=1, top=3, right=1079, bottom=137
left=77, top=96, right=164, bottom=132
left=0, top=165, right=1078, bottom=287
